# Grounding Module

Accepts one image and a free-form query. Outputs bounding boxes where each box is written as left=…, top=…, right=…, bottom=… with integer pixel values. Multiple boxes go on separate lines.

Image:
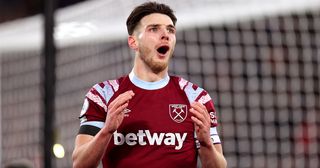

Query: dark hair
left=126, top=2, right=177, bottom=35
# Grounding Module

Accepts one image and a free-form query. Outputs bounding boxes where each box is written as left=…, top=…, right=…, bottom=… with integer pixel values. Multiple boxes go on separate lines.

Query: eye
left=150, top=27, right=158, bottom=32
left=167, top=27, right=176, bottom=34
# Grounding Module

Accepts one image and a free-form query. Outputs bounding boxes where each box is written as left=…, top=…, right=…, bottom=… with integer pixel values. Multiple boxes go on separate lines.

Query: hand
left=190, top=102, right=212, bottom=147
left=105, top=90, right=134, bottom=134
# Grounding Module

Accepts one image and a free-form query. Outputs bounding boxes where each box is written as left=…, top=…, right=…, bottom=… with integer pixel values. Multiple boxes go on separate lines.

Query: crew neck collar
left=129, top=71, right=170, bottom=90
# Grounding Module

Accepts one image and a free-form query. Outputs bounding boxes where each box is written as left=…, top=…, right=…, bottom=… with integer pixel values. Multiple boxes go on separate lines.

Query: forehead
left=139, top=13, right=174, bottom=28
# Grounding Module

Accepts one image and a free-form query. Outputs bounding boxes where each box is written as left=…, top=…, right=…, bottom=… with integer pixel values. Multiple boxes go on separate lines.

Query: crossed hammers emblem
left=172, top=108, right=185, bottom=120
left=169, top=104, right=187, bottom=123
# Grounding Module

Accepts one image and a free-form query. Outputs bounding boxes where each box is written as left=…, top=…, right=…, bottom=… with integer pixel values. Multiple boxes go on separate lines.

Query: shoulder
left=170, top=75, right=202, bottom=91
left=85, top=75, right=128, bottom=107
left=170, top=75, right=211, bottom=104
left=90, top=76, right=127, bottom=94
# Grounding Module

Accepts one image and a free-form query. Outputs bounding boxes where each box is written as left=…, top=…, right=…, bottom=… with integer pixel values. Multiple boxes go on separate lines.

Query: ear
left=128, top=35, right=138, bottom=51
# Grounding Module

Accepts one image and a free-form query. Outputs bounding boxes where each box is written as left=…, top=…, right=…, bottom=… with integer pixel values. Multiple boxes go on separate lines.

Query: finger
left=109, top=90, right=134, bottom=110
left=189, top=108, right=207, bottom=125
left=190, top=108, right=210, bottom=128
left=191, top=102, right=210, bottom=122
left=114, top=102, right=129, bottom=116
left=191, top=102, right=207, bottom=115
left=107, top=102, right=129, bottom=122
left=109, top=90, right=134, bottom=108
left=190, top=105, right=206, bottom=120
left=191, top=116, right=205, bottom=129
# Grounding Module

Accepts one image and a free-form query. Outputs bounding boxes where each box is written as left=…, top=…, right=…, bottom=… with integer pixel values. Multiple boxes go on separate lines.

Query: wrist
left=101, top=126, right=116, bottom=136
left=200, top=142, right=213, bottom=149
left=199, top=137, right=214, bottom=148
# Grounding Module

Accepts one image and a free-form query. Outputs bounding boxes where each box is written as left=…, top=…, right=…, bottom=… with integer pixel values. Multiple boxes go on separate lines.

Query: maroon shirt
left=78, top=72, right=219, bottom=168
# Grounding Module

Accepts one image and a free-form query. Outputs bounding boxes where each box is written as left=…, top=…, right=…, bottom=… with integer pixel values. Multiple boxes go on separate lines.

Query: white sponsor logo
left=123, top=108, right=131, bottom=117
left=210, top=111, right=217, bottom=124
left=113, top=130, right=187, bottom=150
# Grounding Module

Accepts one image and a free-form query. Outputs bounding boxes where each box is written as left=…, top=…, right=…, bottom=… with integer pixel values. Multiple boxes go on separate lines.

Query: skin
left=190, top=102, right=227, bottom=168
left=128, top=13, right=176, bottom=81
left=72, top=13, right=227, bottom=168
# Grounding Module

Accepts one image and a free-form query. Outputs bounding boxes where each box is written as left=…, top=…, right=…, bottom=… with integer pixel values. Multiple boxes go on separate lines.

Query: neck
left=133, top=56, right=168, bottom=82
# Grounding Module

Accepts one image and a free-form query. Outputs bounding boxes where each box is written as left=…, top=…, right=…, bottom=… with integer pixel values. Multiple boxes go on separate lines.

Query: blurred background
left=0, top=0, right=86, bottom=23
left=0, top=0, right=319, bottom=167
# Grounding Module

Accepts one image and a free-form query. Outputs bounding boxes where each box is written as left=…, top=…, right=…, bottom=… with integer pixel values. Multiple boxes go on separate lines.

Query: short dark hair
left=126, top=2, right=177, bottom=35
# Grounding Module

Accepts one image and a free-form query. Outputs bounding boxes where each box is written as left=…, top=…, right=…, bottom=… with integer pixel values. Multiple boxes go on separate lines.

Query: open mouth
left=157, top=45, right=169, bottom=55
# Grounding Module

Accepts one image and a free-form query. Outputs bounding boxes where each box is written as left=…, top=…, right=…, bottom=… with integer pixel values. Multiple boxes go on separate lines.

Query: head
left=126, top=2, right=177, bottom=74
left=126, top=2, right=177, bottom=36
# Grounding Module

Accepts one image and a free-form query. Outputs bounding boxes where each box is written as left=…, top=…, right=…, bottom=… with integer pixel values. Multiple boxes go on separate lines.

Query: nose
left=161, top=35, right=169, bottom=41
left=161, top=27, right=169, bottom=41
left=161, top=29, right=169, bottom=41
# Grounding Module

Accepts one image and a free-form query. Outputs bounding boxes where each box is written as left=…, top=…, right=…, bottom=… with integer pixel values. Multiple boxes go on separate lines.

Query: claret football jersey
left=78, top=71, right=221, bottom=168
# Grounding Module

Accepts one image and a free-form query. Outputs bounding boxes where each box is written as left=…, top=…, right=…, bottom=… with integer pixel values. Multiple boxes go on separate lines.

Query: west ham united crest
left=169, top=104, right=188, bottom=123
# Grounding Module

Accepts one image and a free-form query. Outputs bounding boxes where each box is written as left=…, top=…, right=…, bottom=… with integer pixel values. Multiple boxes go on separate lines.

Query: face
left=130, top=13, right=176, bottom=74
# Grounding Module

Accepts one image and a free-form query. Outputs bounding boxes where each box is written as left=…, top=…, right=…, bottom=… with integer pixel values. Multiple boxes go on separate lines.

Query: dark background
left=0, top=0, right=87, bottom=23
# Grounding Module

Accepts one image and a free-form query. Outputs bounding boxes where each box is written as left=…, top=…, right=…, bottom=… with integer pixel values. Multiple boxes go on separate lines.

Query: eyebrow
left=147, top=24, right=176, bottom=29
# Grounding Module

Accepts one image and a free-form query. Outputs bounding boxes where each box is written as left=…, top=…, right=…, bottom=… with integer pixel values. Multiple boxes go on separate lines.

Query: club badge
left=169, top=104, right=188, bottom=123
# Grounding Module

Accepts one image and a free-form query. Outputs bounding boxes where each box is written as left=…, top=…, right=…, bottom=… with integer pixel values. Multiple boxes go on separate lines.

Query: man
left=72, top=2, right=227, bottom=168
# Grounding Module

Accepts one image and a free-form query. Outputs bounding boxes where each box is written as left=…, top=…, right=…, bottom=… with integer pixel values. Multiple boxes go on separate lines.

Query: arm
left=198, top=143, right=226, bottom=168
left=72, top=129, right=113, bottom=168
left=72, top=90, right=135, bottom=168
left=190, top=102, right=227, bottom=168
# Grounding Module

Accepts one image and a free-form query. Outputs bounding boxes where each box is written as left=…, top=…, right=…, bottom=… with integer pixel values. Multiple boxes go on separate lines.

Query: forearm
left=199, top=144, right=227, bottom=168
left=72, top=128, right=113, bottom=168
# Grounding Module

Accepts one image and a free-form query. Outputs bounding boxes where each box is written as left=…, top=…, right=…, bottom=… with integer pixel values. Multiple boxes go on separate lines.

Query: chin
left=150, top=63, right=168, bottom=74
